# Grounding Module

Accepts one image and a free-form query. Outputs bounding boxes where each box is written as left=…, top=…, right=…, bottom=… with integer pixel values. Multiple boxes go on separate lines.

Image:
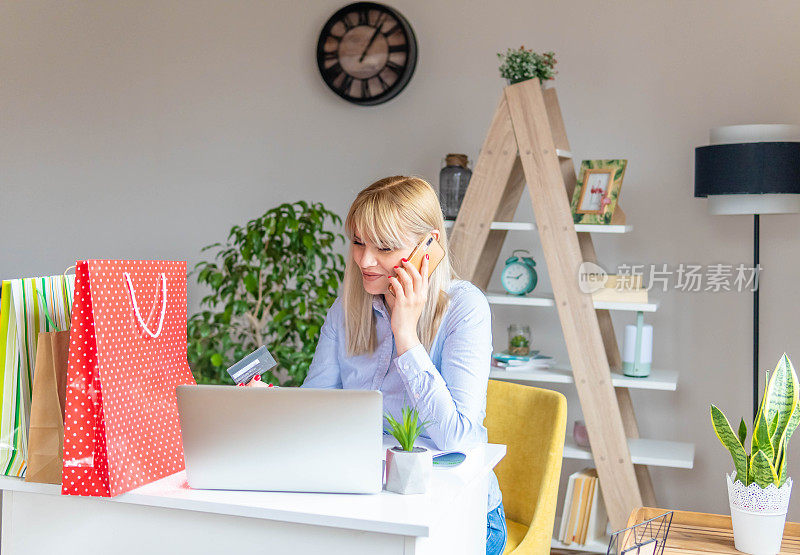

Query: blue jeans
left=486, top=502, right=507, bottom=555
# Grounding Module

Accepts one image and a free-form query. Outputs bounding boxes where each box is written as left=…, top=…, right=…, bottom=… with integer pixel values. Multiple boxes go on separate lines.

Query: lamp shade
left=695, top=124, right=800, bottom=215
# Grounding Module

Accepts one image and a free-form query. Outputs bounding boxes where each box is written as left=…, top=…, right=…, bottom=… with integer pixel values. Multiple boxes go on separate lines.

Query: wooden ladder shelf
left=448, top=79, right=656, bottom=531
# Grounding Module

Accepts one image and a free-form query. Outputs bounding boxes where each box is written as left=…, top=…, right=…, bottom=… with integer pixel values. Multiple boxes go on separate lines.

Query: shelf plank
left=485, top=291, right=660, bottom=312
left=487, top=221, right=535, bottom=231
left=591, top=298, right=660, bottom=313
left=574, top=223, right=633, bottom=234
left=490, top=368, right=678, bottom=391
left=485, top=291, right=555, bottom=307
left=563, top=438, right=695, bottom=469
left=443, top=220, right=632, bottom=234
left=552, top=517, right=608, bottom=553
left=556, top=148, right=573, bottom=159
left=486, top=291, right=556, bottom=306
left=551, top=536, right=607, bottom=554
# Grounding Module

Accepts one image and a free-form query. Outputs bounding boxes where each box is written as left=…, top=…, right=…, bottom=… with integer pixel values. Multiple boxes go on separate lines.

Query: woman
left=253, top=176, right=506, bottom=554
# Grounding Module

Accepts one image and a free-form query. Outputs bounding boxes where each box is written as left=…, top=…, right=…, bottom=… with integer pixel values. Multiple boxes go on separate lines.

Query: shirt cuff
left=394, top=344, right=446, bottom=401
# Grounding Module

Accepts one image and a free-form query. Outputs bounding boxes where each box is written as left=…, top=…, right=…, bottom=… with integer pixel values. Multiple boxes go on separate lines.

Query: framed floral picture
left=570, top=159, right=627, bottom=224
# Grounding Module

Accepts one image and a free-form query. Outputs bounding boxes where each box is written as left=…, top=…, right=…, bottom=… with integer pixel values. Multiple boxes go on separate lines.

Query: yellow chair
left=485, top=379, right=568, bottom=554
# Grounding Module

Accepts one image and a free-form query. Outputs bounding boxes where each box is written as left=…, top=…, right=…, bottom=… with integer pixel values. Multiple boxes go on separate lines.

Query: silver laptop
left=176, top=386, right=383, bottom=494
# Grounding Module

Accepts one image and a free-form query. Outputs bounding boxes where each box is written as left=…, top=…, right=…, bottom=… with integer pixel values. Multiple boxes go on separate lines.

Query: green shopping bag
left=0, top=274, right=75, bottom=477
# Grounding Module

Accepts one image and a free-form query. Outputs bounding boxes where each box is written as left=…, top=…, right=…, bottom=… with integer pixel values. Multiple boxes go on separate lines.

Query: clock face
left=502, top=262, right=536, bottom=296
left=316, top=2, right=417, bottom=106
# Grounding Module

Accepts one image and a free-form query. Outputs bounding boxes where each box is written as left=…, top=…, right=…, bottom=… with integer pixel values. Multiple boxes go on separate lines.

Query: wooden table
left=627, top=507, right=800, bottom=553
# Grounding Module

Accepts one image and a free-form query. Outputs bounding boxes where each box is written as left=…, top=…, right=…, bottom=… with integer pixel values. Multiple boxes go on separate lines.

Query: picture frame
left=571, top=160, right=627, bottom=225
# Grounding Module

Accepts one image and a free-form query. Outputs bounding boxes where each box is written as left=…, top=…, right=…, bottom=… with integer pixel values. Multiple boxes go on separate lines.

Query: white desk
left=0, top=440, right=505, bottom=555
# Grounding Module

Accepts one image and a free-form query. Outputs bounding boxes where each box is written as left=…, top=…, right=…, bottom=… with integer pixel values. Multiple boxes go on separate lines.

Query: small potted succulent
left=497, top=46, right=557, bottom=86
left=508, top=324, right=531, bottom=356
left=509, top=334, right=530, bottom=356
left=384, top=406, right=431, bottom=494
left=711, top=353, right=797, bottom=555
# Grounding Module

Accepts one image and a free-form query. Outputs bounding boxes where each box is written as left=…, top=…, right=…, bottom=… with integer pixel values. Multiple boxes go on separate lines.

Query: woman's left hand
left=387, top=254, right=430, bottom=355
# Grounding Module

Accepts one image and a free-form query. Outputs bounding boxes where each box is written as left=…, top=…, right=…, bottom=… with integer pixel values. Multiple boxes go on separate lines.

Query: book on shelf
left=491, top=352, right=555, bottom=371
left=580, top=471, right=597, bottom=544
left=585, top=274, right=643, bottom=290
left=588, top=274, right=648, bottom=304
left=591, top=287, right=648, bottom=304
left=557, top=467, right=608, bottom=546
left=492, top=351, right=537, bottom=363
left=576, top=474, right=592, bottom=543
left=561, top=473, right=583, bottom=546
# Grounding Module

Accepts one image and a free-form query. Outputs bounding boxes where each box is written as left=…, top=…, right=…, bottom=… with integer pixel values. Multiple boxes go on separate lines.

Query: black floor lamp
left=695, top=124, right=800, bottom=420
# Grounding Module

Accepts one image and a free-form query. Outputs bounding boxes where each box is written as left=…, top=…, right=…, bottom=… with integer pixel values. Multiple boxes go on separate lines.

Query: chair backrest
left=485, top=379, right=567, bottom=530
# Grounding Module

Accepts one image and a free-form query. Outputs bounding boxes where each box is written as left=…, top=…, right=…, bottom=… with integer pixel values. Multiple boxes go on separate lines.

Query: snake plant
left=711, top=353, right=799, bottom=488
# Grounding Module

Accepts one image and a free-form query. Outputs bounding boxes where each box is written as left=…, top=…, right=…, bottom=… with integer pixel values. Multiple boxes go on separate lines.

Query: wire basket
left=607, top=511, right=673, bottom=555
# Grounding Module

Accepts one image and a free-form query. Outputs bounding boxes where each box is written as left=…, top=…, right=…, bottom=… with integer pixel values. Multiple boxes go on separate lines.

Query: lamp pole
left=753, top=214, right=759, bottom=422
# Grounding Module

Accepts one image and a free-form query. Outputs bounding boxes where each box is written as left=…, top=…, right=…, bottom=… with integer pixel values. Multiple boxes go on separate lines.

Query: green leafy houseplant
left=385, top=406, right=428, bottom=452
left=509, top=334, right=530, bottom=356
left=711, top=354, right=799, bottom=488
left=188, top=201, right=346, bottom=386
left=510, top=335, right=529, bottom=349
left=498, top=46, right=557, bottom=85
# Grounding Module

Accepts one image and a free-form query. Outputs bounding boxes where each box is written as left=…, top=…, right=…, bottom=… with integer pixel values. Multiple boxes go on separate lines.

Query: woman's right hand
left=242, top=374, right=269, bottom=387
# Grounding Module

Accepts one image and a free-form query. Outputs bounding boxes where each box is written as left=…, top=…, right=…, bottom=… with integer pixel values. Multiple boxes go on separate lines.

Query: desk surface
left=627, top=507, right=800, bottom=553
left=0, top=439, right=505, bottom=538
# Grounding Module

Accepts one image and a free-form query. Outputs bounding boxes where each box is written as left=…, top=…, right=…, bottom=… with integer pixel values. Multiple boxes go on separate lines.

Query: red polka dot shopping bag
left=61, top=260, right=196, bottom=497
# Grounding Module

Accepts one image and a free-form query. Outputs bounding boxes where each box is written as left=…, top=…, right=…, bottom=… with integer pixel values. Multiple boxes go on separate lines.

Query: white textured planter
left=727, top=472, right=793, bottom=555
left=385, top=447, right=432, bottom=495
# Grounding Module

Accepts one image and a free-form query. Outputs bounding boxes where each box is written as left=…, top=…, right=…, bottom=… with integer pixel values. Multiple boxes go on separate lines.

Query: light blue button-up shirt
left=302, top=280, right=501, bottom=511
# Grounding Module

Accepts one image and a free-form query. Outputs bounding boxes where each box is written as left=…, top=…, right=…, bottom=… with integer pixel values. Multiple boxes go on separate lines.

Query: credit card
left=225, top=346, right=278, bottom=385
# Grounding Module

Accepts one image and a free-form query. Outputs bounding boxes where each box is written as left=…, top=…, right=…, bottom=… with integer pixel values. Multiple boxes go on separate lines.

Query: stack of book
left=557, top=467, right=608, bottom=547
left=589, top=274, right=648, bottom=304
left=491, top=351, right=554, bottom=371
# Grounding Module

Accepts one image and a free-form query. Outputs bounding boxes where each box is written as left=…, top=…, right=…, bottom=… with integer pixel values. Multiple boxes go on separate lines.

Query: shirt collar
left=372, top=296, right=389, bottom=318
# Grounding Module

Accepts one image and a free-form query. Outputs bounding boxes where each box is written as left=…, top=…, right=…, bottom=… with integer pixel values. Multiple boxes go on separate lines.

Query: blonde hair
left=343, top=176, right=457, bottom=356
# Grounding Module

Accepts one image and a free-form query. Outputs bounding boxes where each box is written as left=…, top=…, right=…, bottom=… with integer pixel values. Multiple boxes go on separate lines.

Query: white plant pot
left=385, top=447, right=432, bottom=495
left=727, top=472, right=793, bottom=555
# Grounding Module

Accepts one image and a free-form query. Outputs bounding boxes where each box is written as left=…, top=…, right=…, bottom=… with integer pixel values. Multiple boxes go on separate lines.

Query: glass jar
left=507, top=324, right=531, bottom=356
left=438, top=154, right=472, bottom=220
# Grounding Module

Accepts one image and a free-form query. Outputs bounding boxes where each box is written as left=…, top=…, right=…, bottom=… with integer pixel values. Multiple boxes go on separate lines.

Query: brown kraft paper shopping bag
left=25, top=330, right=70, bottom=484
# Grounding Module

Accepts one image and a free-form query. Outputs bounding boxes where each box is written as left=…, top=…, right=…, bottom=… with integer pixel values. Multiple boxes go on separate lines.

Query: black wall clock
left=316, top=2, right=418, bottom=106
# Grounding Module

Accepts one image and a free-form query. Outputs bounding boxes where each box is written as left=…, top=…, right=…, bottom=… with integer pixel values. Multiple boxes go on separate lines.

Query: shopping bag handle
left=123, top=272, right=167, bottom=338
left=36, top=289, right=60, bottom=331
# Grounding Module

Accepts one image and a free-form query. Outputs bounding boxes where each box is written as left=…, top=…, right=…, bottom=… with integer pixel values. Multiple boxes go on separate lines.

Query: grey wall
left=3, top=0, right=800, bottom=520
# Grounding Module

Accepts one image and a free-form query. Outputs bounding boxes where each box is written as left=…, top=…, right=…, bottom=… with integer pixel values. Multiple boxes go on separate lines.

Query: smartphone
left=388, top=232, right=445, bottom=295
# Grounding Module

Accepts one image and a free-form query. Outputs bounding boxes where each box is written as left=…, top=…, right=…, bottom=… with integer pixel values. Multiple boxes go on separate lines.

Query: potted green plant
left=497, top=46, right=557, bottom=86
left=385, top=406, right=432, bottom=494
left=508, top=328, right=531, bottom=356
left=710, top=353, right=797, bottom=555
left=188, top=201, right=346, bottom=386
left=509, top=334, right=529, bottom=355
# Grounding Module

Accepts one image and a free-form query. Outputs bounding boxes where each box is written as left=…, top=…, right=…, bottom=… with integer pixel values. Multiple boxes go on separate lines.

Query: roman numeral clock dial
left=317, top=2, right=418, bottom=106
